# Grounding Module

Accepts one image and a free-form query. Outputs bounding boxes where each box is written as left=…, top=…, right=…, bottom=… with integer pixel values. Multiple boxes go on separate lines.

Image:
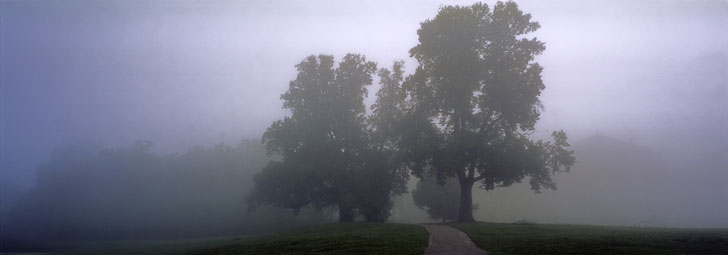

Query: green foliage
left=250, top=54, right=408, bottom=222
left=399, top=1, right=575, bottom=221
left=354, top=151, right=401, bottom=222
left=361, top=61, right=412, bottom=222
left=370, top=61, right=408, bottom=149
left=450, top=222, right=728, bottom=255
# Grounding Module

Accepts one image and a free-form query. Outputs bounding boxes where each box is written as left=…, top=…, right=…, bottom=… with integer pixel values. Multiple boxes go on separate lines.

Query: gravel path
left=422, top=224, right=487, bottom=255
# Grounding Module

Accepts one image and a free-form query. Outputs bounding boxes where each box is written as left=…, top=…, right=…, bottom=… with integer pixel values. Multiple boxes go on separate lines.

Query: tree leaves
left=402, top=1, right=576, bottom=221
left=250, top=54, right=409, bottom=222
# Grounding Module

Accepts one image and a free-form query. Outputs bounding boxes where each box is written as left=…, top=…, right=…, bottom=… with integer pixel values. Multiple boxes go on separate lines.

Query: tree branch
left=474, top=173, right=487, bottom=182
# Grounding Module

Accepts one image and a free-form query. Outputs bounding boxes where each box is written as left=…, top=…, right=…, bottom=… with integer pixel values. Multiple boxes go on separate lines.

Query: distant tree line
left=2, top=141, right=331, bottom=241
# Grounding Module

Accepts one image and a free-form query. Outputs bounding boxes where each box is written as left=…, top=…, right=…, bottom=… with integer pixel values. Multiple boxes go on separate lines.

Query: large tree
left=401, top=1, right=575, bottom=222
left=359, top=61, right=411, bottom=222
left=248, top=54, right=406, bottom=222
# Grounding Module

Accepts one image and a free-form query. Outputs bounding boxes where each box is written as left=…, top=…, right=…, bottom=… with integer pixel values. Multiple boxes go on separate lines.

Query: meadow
left=4, top=222, right=727, bottom=254
left=452, top=222, right=728, bottom=255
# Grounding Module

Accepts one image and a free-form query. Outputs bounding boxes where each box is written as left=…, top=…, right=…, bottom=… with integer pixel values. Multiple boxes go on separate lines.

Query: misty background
left=1, top=0, right=726, bottom=239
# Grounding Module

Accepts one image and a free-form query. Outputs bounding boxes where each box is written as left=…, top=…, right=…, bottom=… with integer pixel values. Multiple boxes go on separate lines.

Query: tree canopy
left=248, top=54, right=408, bottom=222
left=249, top=1, right=575, bottom=223
left=399, top=1, right=575, bottom=222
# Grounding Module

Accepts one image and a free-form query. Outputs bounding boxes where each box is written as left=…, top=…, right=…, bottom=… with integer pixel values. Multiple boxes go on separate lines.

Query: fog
left=1, top=0, right=727, bottom=241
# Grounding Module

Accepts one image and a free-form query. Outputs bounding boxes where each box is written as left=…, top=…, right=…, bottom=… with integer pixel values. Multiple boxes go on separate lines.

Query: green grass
left=449, top=222, right=728, bottom=255
left=1, top=235, right=253, bottom=255
left=192, top=223, right=428, bottom=255
left=9, top=222, right=726, bottom=255
left=5, top=223, right=428, bottom=255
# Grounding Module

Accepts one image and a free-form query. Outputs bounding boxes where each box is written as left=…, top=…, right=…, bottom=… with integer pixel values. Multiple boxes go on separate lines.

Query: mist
left=1, top=0, right=726, bottom=242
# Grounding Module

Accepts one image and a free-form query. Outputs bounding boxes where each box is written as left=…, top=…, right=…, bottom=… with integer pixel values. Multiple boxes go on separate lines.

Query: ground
left=423, top=224, right=486, bottom=255
left=1, top=223, right=428, bottom=255
left=449, top=222, right=728, bottom=255
left=3, top=222, right=728, bottom=254
left=193, top=223, right=428, bottom=255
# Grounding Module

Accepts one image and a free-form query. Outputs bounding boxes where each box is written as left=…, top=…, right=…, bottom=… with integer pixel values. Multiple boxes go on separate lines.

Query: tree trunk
left=338, top=205, right=355, bottom=222
left=457, top=178, right=476, bottom=222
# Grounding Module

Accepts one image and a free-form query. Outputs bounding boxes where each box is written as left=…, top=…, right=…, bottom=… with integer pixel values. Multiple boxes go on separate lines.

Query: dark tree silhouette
left=412, top=176, right=475, bottom=222
left=362, top=61, right=411, bottom=222
left=248, top=54, right=407, bottom=222
left=400, top=1, right=576, bottom=222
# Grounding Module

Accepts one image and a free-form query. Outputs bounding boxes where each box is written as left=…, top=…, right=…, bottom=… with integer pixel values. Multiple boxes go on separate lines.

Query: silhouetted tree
left=353, top=150, right=403, bottom=222
left=248, top=54, right=406, bottom=222
left=358, top=61, right=411, bottom=222
left=401, top=1, right=576, bottom=222
left=412, top=176, right=475, bottom=222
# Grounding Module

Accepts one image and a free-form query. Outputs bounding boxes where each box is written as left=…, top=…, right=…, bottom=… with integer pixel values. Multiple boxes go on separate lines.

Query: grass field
left=1, top=235, right=250, bottom=255
left=450, top=222, right=728, bottom=255
left=4, top=222, right=728, bottom=254
left=1, top=223, right=428, bottom=255
left=192, top=223, right=428, bottom=255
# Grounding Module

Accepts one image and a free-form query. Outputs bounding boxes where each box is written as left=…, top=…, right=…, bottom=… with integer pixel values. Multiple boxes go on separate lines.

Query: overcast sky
left=1, top=0, right=726, bottom=187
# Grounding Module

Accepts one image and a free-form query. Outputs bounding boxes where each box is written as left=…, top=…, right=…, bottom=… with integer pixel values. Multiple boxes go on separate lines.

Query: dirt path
left=422, top=224, right=487, bottom=255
